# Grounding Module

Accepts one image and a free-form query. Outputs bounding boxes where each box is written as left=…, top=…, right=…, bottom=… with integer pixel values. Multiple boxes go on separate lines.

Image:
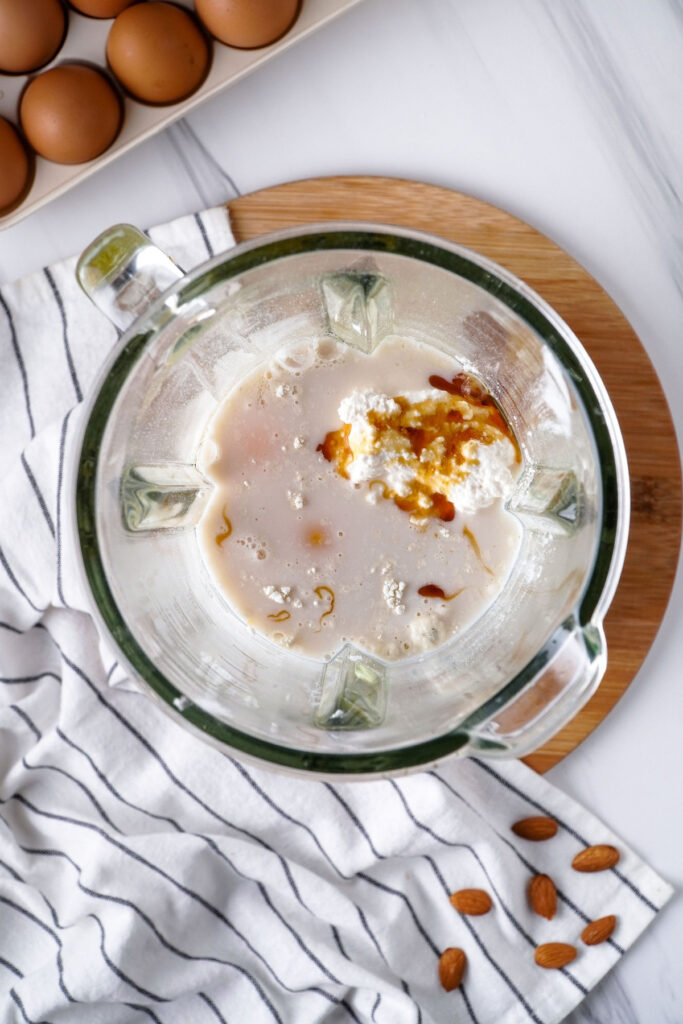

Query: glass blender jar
left=73, top=222, right=629, bottom=777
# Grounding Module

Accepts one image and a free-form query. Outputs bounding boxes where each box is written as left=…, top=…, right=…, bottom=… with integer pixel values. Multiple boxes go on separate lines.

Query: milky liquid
left=196, top=335, right=523, bottom=661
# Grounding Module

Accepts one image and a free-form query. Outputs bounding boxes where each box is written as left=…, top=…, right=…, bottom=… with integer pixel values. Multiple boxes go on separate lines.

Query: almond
left=581, top=915, right=617, bottom=945
left=449, top=888, right=493, bottom=915
left=528, top=874, right=557, bottom=920
left=438, top=947, right=467, bottom=991
left=571, top=845, right=620, bottom=872
left=534, top=942, right=577, bottom=969
left=511, top=816, right=558, bottom=841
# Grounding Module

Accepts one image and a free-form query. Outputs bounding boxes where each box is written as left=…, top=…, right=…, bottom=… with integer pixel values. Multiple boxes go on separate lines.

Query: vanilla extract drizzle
left=214, top=507, right=232, bottom=546
left=463, top=524, right=494, bottom=576
left=314, top=586, right=335, bottom=631
left=417, top=584, right=465, bottom=601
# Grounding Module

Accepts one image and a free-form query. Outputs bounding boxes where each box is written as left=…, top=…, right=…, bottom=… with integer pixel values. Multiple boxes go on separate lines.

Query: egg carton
left=0, top=0, right=364, bottom=230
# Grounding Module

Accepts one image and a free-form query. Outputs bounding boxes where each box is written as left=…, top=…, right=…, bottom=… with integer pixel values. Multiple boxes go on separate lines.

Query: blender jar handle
left=461, top=619, right=606, bottom=759
left=76, top=224, right=184, bottom=331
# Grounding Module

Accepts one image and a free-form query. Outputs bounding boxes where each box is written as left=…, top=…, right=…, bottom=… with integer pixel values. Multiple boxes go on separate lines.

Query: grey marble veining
left=543, top=0, right=683, bottom=300
left=166, top=120, right=242, bottom=207
left=564, top=968, right=639, bottom=1024
left=665, top=0, right=683, bottom=26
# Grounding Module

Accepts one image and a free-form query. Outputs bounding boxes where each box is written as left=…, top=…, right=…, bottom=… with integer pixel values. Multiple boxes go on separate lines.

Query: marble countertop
left=2, top=0, right=681, bottom=1019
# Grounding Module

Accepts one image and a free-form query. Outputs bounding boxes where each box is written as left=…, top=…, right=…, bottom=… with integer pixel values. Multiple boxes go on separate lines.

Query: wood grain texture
left=227, top=175, right=682, bottom=773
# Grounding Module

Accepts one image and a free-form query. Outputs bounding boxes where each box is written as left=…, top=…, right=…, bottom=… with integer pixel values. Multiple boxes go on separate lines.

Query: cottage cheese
left=327, top=385, right=520, bottom=518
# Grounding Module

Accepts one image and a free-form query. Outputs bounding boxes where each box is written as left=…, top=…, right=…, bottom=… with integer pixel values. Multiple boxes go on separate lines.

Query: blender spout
left=76, top=224, right=184, bottom=331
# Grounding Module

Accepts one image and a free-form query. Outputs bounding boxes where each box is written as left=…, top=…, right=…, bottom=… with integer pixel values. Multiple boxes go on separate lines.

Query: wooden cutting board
left=227, top=175, right=682, bottom=774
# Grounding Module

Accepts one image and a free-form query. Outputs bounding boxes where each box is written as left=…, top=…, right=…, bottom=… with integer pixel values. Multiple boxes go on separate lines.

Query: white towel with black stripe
left=0, top=207, right=673, bottom=1024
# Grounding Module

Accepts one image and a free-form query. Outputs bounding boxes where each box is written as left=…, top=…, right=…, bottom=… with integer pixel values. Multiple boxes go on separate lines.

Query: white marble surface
left=1, top=0, right=682, bottom=1020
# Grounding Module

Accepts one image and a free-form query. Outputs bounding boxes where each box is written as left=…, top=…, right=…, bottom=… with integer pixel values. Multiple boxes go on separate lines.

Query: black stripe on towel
left=124, top=1005, right=163, bottom=1024
left=43, top=268, right=82, bottom=402
left=198, top=992, right=228, bottom=1024
left=354, top=902, right=386, bottom=966
left=38, top=899, right=76, bottom=1007
left=191, top=814, right=345, bottom=995
left=459, top=984, right=481, bottom=1024
left=370, top=992, right=381, bottom=1022
left=230, top=760, right=427, bottom=978
left=194, top=212, right=215, bottom=258
left=0, top=955, right=23, bottom=978
left=11, top=706, right=41, bottom=741
left=357, top=871, right=440, bottom=957
left=324, top=784, right=384, bottom=859
left=341, top=999, right=364, bottom=1024
left=9, top=988, right=52, bottom=1024
left=330, top=925, right=348, bottom=961
left=0, top=289, right=35, bottom=437
left=1, top=672, right=61, bottom=686
left=7, top=852, right=264, bottom=1022
left=401, top=980, right=422, bottom=1024
left=21, top=453, right=55, bottom=536
left=0, top=856, right=22, bottom=882
left=0, top=620, right=23, bottom=633
left=0, top=545, right=43, bottom=612
left=59, top=649, right=270, bottom=843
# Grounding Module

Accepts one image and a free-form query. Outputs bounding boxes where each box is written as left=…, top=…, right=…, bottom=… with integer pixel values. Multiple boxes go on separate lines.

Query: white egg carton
left=0, top=0, right=364, bottom=230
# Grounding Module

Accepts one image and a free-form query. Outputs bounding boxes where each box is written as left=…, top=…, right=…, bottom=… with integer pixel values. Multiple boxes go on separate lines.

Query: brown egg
left=106, top=2, right=210, bottom=105
left=0, top=0, right=66, bottom=74
left=20, top=64, right=122, bottom=165
left=194, top=0, right=300, bottom=49
left=0, top=117, right=32, bottom=213
left=68, top=0, right=136, bottom=16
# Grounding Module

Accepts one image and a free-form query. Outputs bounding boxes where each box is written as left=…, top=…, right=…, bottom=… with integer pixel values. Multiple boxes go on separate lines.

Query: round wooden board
left=227, top=175, right=682, bottom=774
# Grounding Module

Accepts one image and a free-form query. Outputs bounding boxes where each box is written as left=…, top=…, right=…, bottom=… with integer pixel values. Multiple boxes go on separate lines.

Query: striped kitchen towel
left=0, top=207, right=673, bottom=1024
